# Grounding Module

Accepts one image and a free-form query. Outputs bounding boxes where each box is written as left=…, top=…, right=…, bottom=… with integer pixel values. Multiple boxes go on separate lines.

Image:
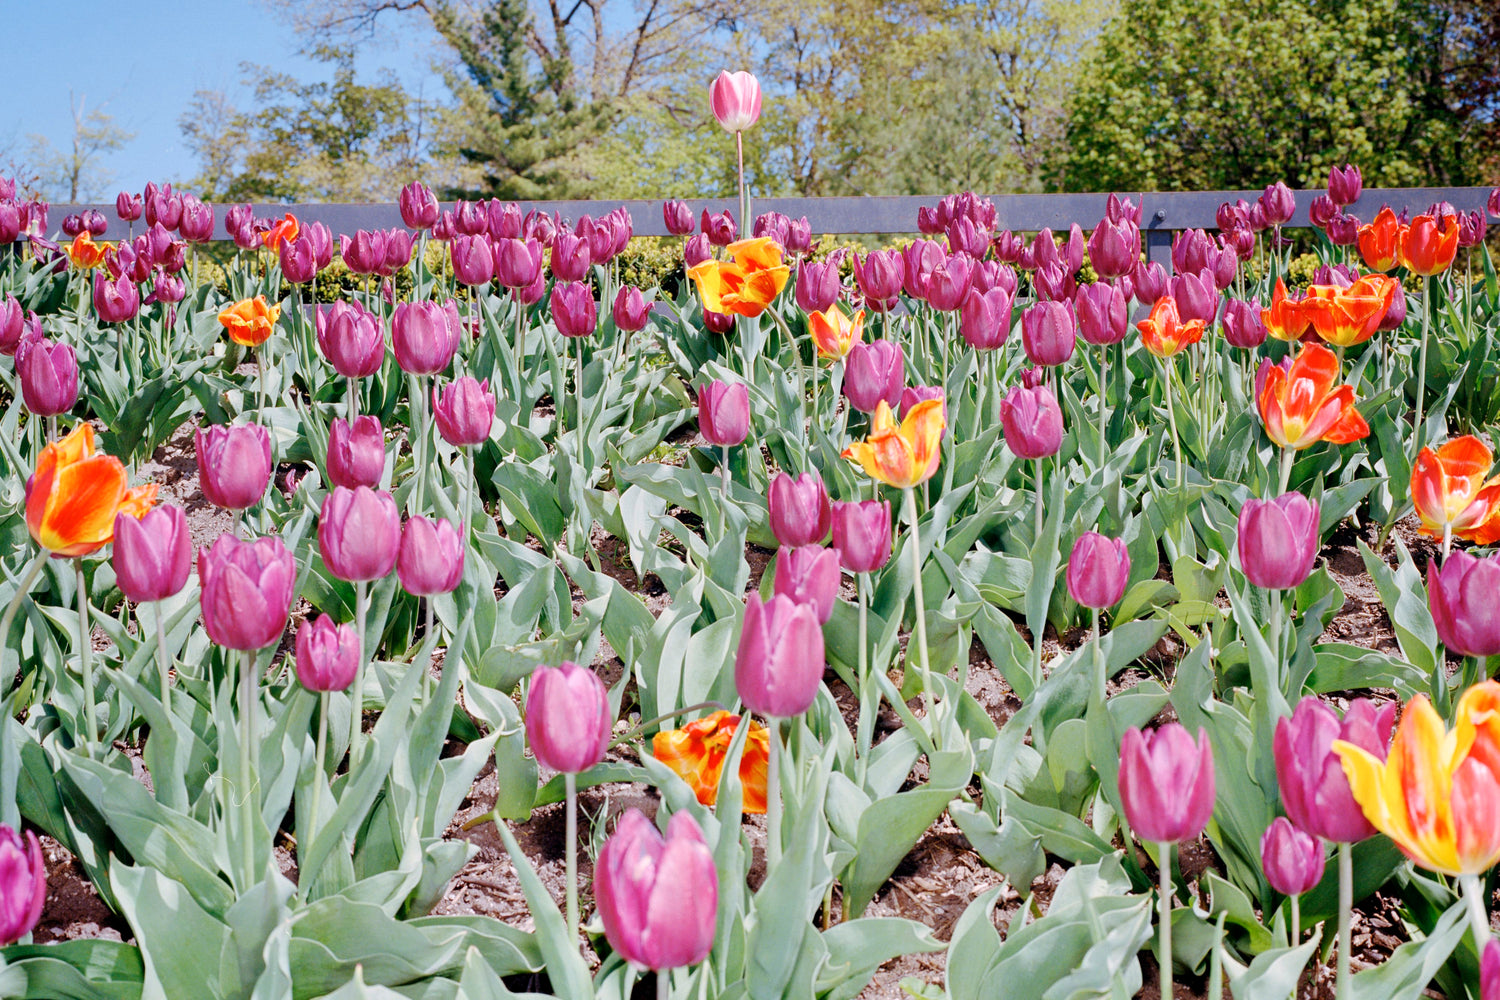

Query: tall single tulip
left=315, top=300, right=385, bottom=379
left=1401, top=213, right=1459, bottom=276
left=399, top=181, right=440, bottom=230
left=112, top=506, right=191, bottom=604
left=613, top=286, right=652, bottom=332
left=736, top=592, right=825, bottom=717
left=295, top=615, right=361, bottom=692
left=698, top=380, right=750, bottom=448
left=1222, top=297, right=1267, bottom=349
left=960, top=287, right=1013, bottom=351
left=196, top=423, right=272, bottom=512
left=1327, top=164, right=1362, bottom=207
left=525, top=661, right=612, bottom=774
left=1261, top=818, right=1326, bottom=897
left=768, top=472, right=831, bottom=547
left=1119, top=724, right=1215, bottom=843
left=198, top=533, right=296, bottom=650
left=1237, top=492, right=1320, bottom=590
left=397, top=515, right=465, bottom=595
left=93, top=271, right=139, bottom=323
left=433, top=377, right=495, bottom=447
left=319, top=486, right=400, bottom=582
left=831, top=500, right=891, bottom=574
left=595, top=809, right=719, bottom=972
left=18, top=337, right=78, bottom=417
left=550, top=281, right=597, bottom=338
left=1021, top=300, right=1076, bottom=366
left=326, top=416, right=387, bottom=490
left=999, top=383, right=1063, bottom=460
left=710, top=71, right=761, bottom=133
left=795, top=259, right=841, bottom=314
left=1357, top=207, right=1404, bottom=273
left=392, top=300, right=461, bottom=375
left=842, top=339, right=905, bottom=414
left=1074, top=281, right=1128, bottom=346
left=1066, top=532, right=1131, bottom=609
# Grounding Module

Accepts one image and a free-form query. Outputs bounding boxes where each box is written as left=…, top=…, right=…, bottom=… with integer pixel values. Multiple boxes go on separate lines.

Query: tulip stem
left=720, top=444, right=730, bottom=494
left=1460, top=873, right=1491, bottom=954
left=1092, top=608, right=1105, bottom=702
left=903, top=488, right=938, bottom=740
left=564, top=771, right=580, bottom=950
left=350, top=579, right=369, bottom=770
left=76, top=561, right=98, bottom=759
left=1158, top=840, right=1174, bottom=1000
left=766, top=715, right=782, bottom=872
left=1034, top=458, right=1045, bottom=541
left=1290, top=894, right=1300, bottom=947
left=240, top=648, right=259, bottom=886
left=312, top=690, right=328, bottom=839
left=1337, top=842, right=1352, bottom=1000
left=348, top=376, right=358, bottom=423
left=658, top=969, right=671, bottom=1000
left=1097, top=346, right=1109, bottom=472
left=856, top=571, right=873, bottom=783
left=1277, top=447, right=1294, bottom=497
left=0, top=549, right=53, bottom=699
left=154, top=602, right=171, bottom=717
left=1161, top=360, right=1183, bottom=491
left=735, top=130, right=748, bottom=245
left=1414, top=282, right=1431, bottom=452
left=411, top=376, right=428, bottom=515
left=1443, top=522, right=1452, bottom=561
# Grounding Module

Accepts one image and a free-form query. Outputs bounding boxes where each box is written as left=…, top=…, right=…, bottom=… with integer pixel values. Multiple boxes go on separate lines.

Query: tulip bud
left=524, top=661, right=612, bottom=774
left=1275, top=695, right=1394, bottom=843
left=1118, top=724, right=1215, bottom=843
left=768, top=471, right=832, bottom=548
left=380, top=228, right=414, bottom=276
left=397, top=515, right=465, bottom=595
left=1066, top=532, right=1131, bottom=609
left=279, top=234, right=317, bottom=284
left=612, top=286, right=652, bottom=332
left=18, top=337, right=78, bottom=416
left=316, top=300, right=385, bottom=379
left=1428, top=552, right=1500, bottom=657
left=295, top=615, right=361, bottom=692
left=662, top=199, right=695, bottom=236
left=703, top=308, right=733, bottom=335
left=710, top=70, right=762, bottom=132
left=399, top=181, right=440, bottom=230
left=795, top=259, right=841, bottom=314
left=1247, top=201, right=1269, bottom=232
left=1324, top=214, right=1359, bottom=247
left=112, top=505, right=191, bottom=604
left=960, top=287, right=1013, bottom=351
left=196, top=423, right=272, bottom=512
left=116, top=191, right=143, bottom=223
left=455, top=200, right=487, bottom=236
left=1259, top=181, right=1296, bottom=226
left=431, top=376, right=494, bottom=447
left=550, top=281, right=597, bottom=339
left=0, top=297, right=30, bottom=356
left=198, top=533, right=296, bottom=650
left=392, top=300, right=461, bottom=375
left=1308, top=195, right=1337, bottom=229
left=925, top=255, right=972, bottom=311
left=493, top=237, right=543, bottom=289
left=595, top=809, right=718, bottom=971
left=753, top=211, right=790, bottom=247
left=772, top=545, right=839, bottom=624
left=319, top=486, right=400, bottom=582
left=549, top=230, right=592, bottom=281
left=701, top=210, right=737, bottom=248
left=61, top=213, right=86, bottom=239
left=945, top=217, right=989, bottom=258
left=448, top=234, right=493, bottom=286
left=178, top=196, right=214, bottom=242
left=785, top=217, right=813, bottom=255
left=1073, top=282, right=1127, bottom=346
left=736, top=592, right=824, bottom=717
left=842, top=339, right=905, bottom=414
left=831, top=499, right=891, bottom=574
left=0, top=824, right=47, bottom=946
left=1033, top=262, right=1075, bottom=302
left=698, top=380, right=749, bottom=447
left=999, top=383, right=1063, bottom=460
left=853, top=250, right=905, bottom=308
left=1132, top=261, right=1167, bottom=304
left=326, top=416, right=386, bottom=490
left=1221, top=297, right=1266, bottom=349
left=93, top=271, right=139, bottom=323
left=1237, top=492, right=1320, bottom=590
left=1087, top=218, right=1139, bottom=280
left=1327, top=164, right=1362, bottom=207
left=900, top=385, right=946, bottom=425
left=1020, top=300, right=1077, bottom=367
left=1260, top=818, right=1325, bottom=896
left=432, top=211, right=456, bottom=241
left=683, top=234, right=712, bottom=269
left=1378, top=281, right=1406, bottom=331
left=1459, top=211, right=1488, bottom=249
left=1169, top=270, right=1218, bottom=325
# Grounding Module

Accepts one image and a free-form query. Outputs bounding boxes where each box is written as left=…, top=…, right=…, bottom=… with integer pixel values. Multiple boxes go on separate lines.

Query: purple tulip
left=279, top=234, right=317, bottom=284
left=319, top=486, right=400, bottom=583
left=613, top=286, right=652, bottom=332
left=0, top=824, right=47, bottom=946
left=295, top=615, right=361, bottom=692
left=1260, top=817, right=1325, bottom=896
left=93, top=271, right=139, bottom=323
left=397, top=515, right=465, bottom=595
left=785, top=217, right=813, bottom=255
left=842, top=339, right=905, bottom=414
left=1459, top=211, right=1488, bottom=249
left=1308, top=194, right=1337, bottom=229
left=433, top=211, right=456, bottom=242
left=773, top=545, right=840, bottom=624
left=1224, top=225, right=1256, bottom=260
left=550, top=281, right=597, bottom=339
left=145, top=188, right=182, bottom=231
left=1073, top=282, right=1127, bottom=346
left=455, top=200, right=488, bottom=236
left=1221, top=298, right=1266, bottom=349
left=1274, top=695, right=1395, bottom=843
left=1132, top=260, right=1167, bottom=303
left=683, top=234, right=712, bottom=269
left=768, top=472, right=832, bottom=548
left=116, top=191, right=143, bottom=223
left=1238, top=492, right=1320, bottom=590
left=999, top=383, right=1063, bottom=460
left=960, top=287, right=1013, bottom=351
left=831, top=500, right=891, bottom=574
left=900, top=386, right=946, bottom=426
left=853, top=250, right=904, bottom=310
left=1327, top=164, right=1362, bottom=207
left=1021, top=300, right=1076, bottom=367
left=400, top=181, right=440, bottom=230
left=595, top=809, right=718, bottom=971
left=1088, top=218, right=1139, bottom=280
left=550, top=230, right=593, bottom=282
left=703, top=309, right=732, bottom=335
left=524, top=661, right=612, bottom=774
left=753, top=211, right=790, bottom=246
left=1378, top=281, right=1407, bottom=331
left=1119, top=724, right=1215, bottom=843
left=112, top=506, right=191, bottom=604
left=945, top=216, right=989, bottom=259
left=736, top=592, right=824, bottom=717
left=970, top=260, right=1017, bottom=297
left=992, top=231, right=1025, bottom=265
left=795, top=260, right=841, bottom=314
left=701, top=209, right=737, bottom=247
left=0, top=204, right=20, bottom=244
left=392, top=301, right=461, bottom=375
left=698, top=380, right=750, bottom=447
left=662, top=199, right=695, bottom=236
left=493, top=237, right=544, bottom=289
left=448, top=234, right=493, bottom=286
left=198, top=533, right=296, bottom=650
left=1170, top=270, right=1219, bottom=325
left=1033, top=262, right=1074, bottom=303
left=326, top=416, right=387, bottom=490
left=488, top=200, right=524, bottom=241
left=316, top=300, right=385, bottom=379
left=577, top=215, right=615, bottom=263
left=1107, top=193, right=1143, bottom=226
left=925, top=255, right=972, bottom=311
left=0, top=298, right=31, bottom=356
left=340, top=229, right=386, bottom=275
left=178, top=196, right=214, bottom=242
left=304, top=221, right=334, bottom=269
left=18, top=338, right=77, bottom=416
left=1429, top=552, right=1500, bottom=657
left=196, top=423, right=273, bottom=512
left=379, top=229, right=413, bottom=276
left=1259, top=182, right=1296, bottom=226
left=1066, top=532, right=1131, bottom=609
left=431, top=376, right=494, bottom=447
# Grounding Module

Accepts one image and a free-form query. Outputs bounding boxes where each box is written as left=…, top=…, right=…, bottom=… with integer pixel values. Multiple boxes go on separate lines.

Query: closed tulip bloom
left=808, top=306, right=863, bottom=360
left=116, top=191, right=142, bottom=222
left=1021, top=300, right=1077, bottom=367
left=1258, top=181, right=1295, bottom=226
left=1171, top=229, right=1213, bottom=275
left=198, top=533, right=296, bottom=650
left=1238, top=491, right=1320, bottom=590
left=392, top=300, right=461, bottom=375
left=379, top=229, right=413, bottom=276
left=773, top=545, right=840, bottom=624
left=1486, top=940, right=1500, bottom=1000
left=662, top=199, right=695, bottom=236
left=1088, top=218, right=1139, bottom=280
left=488, top=200, right=524, bottom=241
left=431, top=211, right=456, bottom=242
left=1221, top=297, right=1267, bottom=349
left=683, top=234, right=712, bottom=268
left=700, top=210, right=738, bottom=248
left=736, top=592, right=825, bottom=717
left=690, top=379, right=749, bottom=448
left=0, top=298, right=33, bottom=356
left=596, top=809, right=718, bottom=973
left=399, top=181, right=440, bottom=230
left=278, top=234, right=316, bottom=284
left=1336, top=683, right=1500, bottom=875
left=999, top=383, right=1063, bottom=460
left=18, top=337, right=78, bottom=416
left=853, top=250, right=905, bottom=307
left=1358, top=207, right=1404, bottom=272
left=1327, top=164, right=1362, bottom=206
left=448, top=234, right=493, bottom=286
left=1429, top=553, right=1500, bottom=657
left=831, top=499, right=891, bottom=573
left=710, top=70, right=761, bottom=132
left=1169, top=270, right=1218, bottom=325
left=960, top=287, right=1013, bottom=351
left=1032, top=262, right=1074, bottom=303
left=926, top=254, right=972, bottom=311
left=318, top=486, right=400, bottom=583
left=612, top=286, right=652, bottom=332
left=1066, top=532, right=1131, bottom=609
left=493, top=237, right=543, bottom=289
left=1401, top=213, right=1460, bottom=277
left=901, top=240, right=941, bottom=300
left=432, top=376, right=495, bottom=447
left=971, top=260, right=1018, bottom=297
left=1411, top=436, right=1500, bottom=544
left=1459, top=211, right=1488, bottom=249
left=295, top=615, right=361, bottom=692
left=992, top=231, right=1025, bottom=264
left=688, top=238, right=790, bottom=318
left=26, top=425, right=157, bottom=557
left=326, top=416, right=387, bottom=490
left=550, top=281, right=598, bottom=339
left=702, top=308, right=732, bottom=335
left=1309, top=194, right=1338, bottom=229
left=219, top=296, right=280, bottom=348
left=1074, top=281, right=1128, bottom=346
left=1275, top=695, right=1395, bottom=844
left=786, top=217, right=813, bottom=255
left=454, top=200, right=487, bottom=236
left=1326, top=214, right=1360, bottom=246
left=315, top=300, right=385, bottom=379
left=1132, top=260, right=1167, bottom=303
left=753, top=211, right=790, bottom=247
left=392, top=516, right=463, bottom=597
left=195, top=423, right=272, bottom=511
left=768, top=471, right=831, bottom=547
left=841, top=399, right=946, bottom=489
left=1119, top=724, right=1216, bottom=843
left=945, top=216, right=989, bottom=258
left=1260, top=818, right=1326, bottom=896
left=842, top=339, right=905, bottom=414
left=112, top=505, right=191, bottom=603
left=1137, top=296, right=1206, bottom=359
left=795, top=259, right=841, bottom=314
left=524, top=661, right=612, bottom=774
left=1258, top=344, right=1369, bottom=450
left=93, top=271, right=139, bottom=324
left=653, top=710, right=770, bottom=812
left=177, top=196, right=214, bottom=243
left=0, top=825, right=46, bottom=946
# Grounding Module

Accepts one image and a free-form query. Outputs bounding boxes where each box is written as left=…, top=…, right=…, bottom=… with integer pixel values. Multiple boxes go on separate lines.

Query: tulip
left=379, top=229, right=413, bottom=275
left=768, top=471, right=831, bottom=547
left=0, top=298, right=31, bottom=356
left=1401, top=213, right=1460, bottom=276
left=550, top=281, right=597, bottom=339
left=1170, top=269, right=1218, bottom=325
left=315, top=300, right=385, bottom=379
left=116, top=191, right=142, bottom=223
left=93, top=271, right=139, bottom=324
left=278, top=234, right=316, bottom=284
left=196, top=423, right=272, bottom=512
left=753, top=211, right=790, bottom=246
left=901, top=241, right=942, bottom=300
left=710, top=71, right=761, bottom=132
left=795, top=259, right=841, bottom=314
left=842, top=339, right=905, bottom=414
left=392, top=300, right=461, bottom=375
left=1171, top=229, right=1213, bottom=275
left=1032, top=262, right=1074, bottom=302
left=683, top=234, right=712, bottom=268
left=454, top=200, right=487, bottom=235
left=1428, top=553, right=1500, bottom=657
left=399, top=182, right=440, bottom=230
left=808, top=306, right=863, bottom=360
left=433, top=377, right=495, bottom=447
left=1490, top=188, right=1500, bottom=220
left=112, top=505, right=191, bottom=604
left=66, top=233, right=107, bottom=270
left=198, top=533, right=296, bottom=650
left=0, top=204, right=18, bottom=244
left=1260, top=818, right=1326, bottom=897
left=304, top=221, right=334, bottom=269
left=261, top=213, right=299, bottom=252
left=177, top=196, right=213, bottom=243
left=972, top=260, right=1017, bottom=297
left=18, top=337, right=78, bottom=416
left=396, top=515, right=465, bottom=596
left=702, top=308, right=733, bottom=335
left=1119, top=723, right=1215, bottom=844
left=652, top=710, right=770, bottom=812
left=219, top=296, right=280, bottom=348
left=1411, top=436, right=1500, bottom=547
left=295, top=615, right=361, bottom=692
left=326, top=416, right=387, bottom=490
left=1137, top=296, right=1205, bottom=359
left=1459, top=211, right=1488, bottom=249
left=487, top=200, right=523, bottom=241
left=841, top=399, right=946, bottom=490
left=1261, top=279, right=1311, bottom=342
left=688, top=238, right=790, bottom=318
left=697, top=379, right=750, bottom=449
left=524, top=661, right=612, bottom=774
left=736, top=592, right=824, bottom=717
left=1088, top=218, right=1139, bottom=280
left=1301, top=275, right=1398, bottom=348
left=900, top=385, right=945, bottom=424
left=1486, top=940, right=1500, bottom=1000
left=448, top=234, right=493, bottom=286
left=999, top=383, right=1063, bottom=460
left=1326, top=164, right=1362, bottom=206
left=992, top=231, right=1025, bottom=264
left=772, top=545, right=839, bottom=624
left=1222, top=297, right=1266, bottom=349
left=945, top=216, right=988, bottom=258
left=785, top=217, right=813, bottom=255
left=662, top=199, right=694, bottom=236
left=1326, top=214, right=1360, bottom=246
left=700, top=210, right=737, bottom=248
left=1132, top=260, right=1167, bottom=303
left=1358, top=207, right=1404, bottom=272
left=319, top=486, right=400, bottom=583
left=831, top=500, right=891, bottom=574
left=1074, top=282, right=1127, bottom=346
left=1066, top=532, right=1130, bottom=609
left=853, top=250, right=904, bottom=309
left=1308, top=194, right=1337, bottom=229
left=1258, top=344, right=1369, bottom=451
left=1238, top=491, right=1320, bottom=590
left=489, top=237, right=541, bottom=289
left=1275, top=695, right=1395, bottom=844
left=925, top=254, right=971, bottom=311
left=612, top=286, right=652, bottom=332
left=960, top=287, right=1013, bottom=350
left=0, top=825, right=46, bottom=946
left=1021, top=300, right=1076, bottom=367
left=1259, top=181, right=1295, bottom=226
left=26, top=425, right=157, bottom=557
left=1379, top=281, right=1407, bottom=331
left=431, top=211, right=456, bottom=241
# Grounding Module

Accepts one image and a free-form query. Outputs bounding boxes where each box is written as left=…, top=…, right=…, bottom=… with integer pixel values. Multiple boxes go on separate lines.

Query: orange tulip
left=841, top=398, right=946, bottom=489
left=1335, top=683, right=1500, bottom=876
left=25, top=425, right=157, bottom=557
left=1357, top=207, right=1404, bottom=273
left=218, top=296, right=281, bottom=347
left=651, top=710, right=770, bottom=813
left=1136, top=296, right=1205, bottom=358
left=1261, top=279, right=1312, bottom=342
left=1400, top=213, right=1459, bottom=277
left=1300, top=274, right=1398, bottom=348
left=66, top=233, right=109, bottom=271
left=1258, top=343, right=1369, bottom=450
left=1411, top=436, right=1500, bottom=543
left=687, top=237, right=790, bottom=318
left=808, top=306, right=864, bottom=360
left=262, top=213, right=300, bottom=252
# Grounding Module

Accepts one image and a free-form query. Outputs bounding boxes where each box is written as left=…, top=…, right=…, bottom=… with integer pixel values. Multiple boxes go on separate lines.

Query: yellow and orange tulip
left=1357, top=207, right=1404, bottom=273
left=1301, top=274, right=1398, bottom=348
left=66, top=233, right=109, bottom=271
left=842, top=398, right=946, bottom=489
left=1258, top=343, right=1369, bottom=450
left=1400, top=213, right=1459, bottom=277
left=1261, top=279, right=1311, bottom=342
left=1335, top=683, right=1500, bottom=876
left=1411, top=436, right=1500, bottom=544
left=219, top=296, right=281, bottom=347
left=261, top=213, right=300, bottom=252
left=652, top=710, right=770, bottom=813
left=808, top=306, right=864, bottom=360
left=687, top=237, right=790, bottom=319
left=25, top=425, right=157, bottom=558
left=1136, top=296, right=1205, bottom=358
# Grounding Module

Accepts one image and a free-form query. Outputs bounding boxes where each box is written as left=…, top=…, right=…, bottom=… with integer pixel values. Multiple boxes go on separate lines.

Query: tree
left=27, top=93, right=134, bottom=202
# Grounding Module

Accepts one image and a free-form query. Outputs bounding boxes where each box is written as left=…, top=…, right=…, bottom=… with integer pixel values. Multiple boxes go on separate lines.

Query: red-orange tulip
left=1136, top=296, right=1205, bottom=358
left=652, top=709, right=770, bottom=813
left=25, top=425, right=158, bottom=557
left=1301, top=274, right=1399, bottom=348
left=842, top=398, right=945, bottom=489
left=1258, top=343, right=1369, bottom=450
left=1400, top=213, right=1460, bottom=277
left=262, top=213, right=300, bottom=252
left=1261, top=279, right=1311, bottom=342
left=66, top=233, right=108, bottom=271
left=808, top=306, right=864, bottom=360
left=219, top=296, right=281, bottom=347
left=1411, top=436, right=1500, bottom=544
left=687, top=237, right=790, bottom=319
left=1357, top=207, right=1404, bottom=273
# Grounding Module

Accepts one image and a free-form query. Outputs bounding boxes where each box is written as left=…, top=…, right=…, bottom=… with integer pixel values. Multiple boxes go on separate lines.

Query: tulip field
left=4, top=71, right=1500, bottom=1000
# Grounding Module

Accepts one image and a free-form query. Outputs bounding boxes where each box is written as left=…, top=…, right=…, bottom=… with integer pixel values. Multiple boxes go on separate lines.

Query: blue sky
left=4, top=0, right=443, bottom=201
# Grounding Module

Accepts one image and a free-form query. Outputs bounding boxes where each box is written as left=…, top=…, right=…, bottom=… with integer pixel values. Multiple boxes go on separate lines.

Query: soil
left=26, top=433, right=1421, bottom=1000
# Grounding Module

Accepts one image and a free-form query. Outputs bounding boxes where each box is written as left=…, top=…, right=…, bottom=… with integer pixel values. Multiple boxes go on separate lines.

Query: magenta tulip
left=550, top=230, right=593, bottom=281
left=795, top=260, right=841, bottom=314
left=326, top=416, right=386, bottom=490
left=1259, top=182, right=1296, bottom=226
left=295, top=615, right=361, bottom=692
left=853, top=250, right=904, bottom=311
left=448, top=234, right=492, bottom=286
left=0, top=825, right=46, bottom=946
left=392, top=301, right=461, bottom=375
left=736, top=592, right=824, bottom=717
left=318, top=486, right=400, bottom=583
left=842, top=339, right=905, bottom=414
left=198, top=533, right=296, bottom=650
left=710, top=71, right=762, bottom=132
left=93, top=271, right=139, bottom=323
left=768, top=471, right=831, bottom=548
left=316, top=300, right=385, bottom=379
left=433, top=377, right=495, bottom=447
left=1222, top=298, right=1267, bottom=349
left=1237, top=492, right=1320, bottom=590
left=116, top=191, right=143, bottom=223
left=1260, top=817, right=1325, bottom=896
left=112, top=506, right=191, bottom=604
left=397, top=515, right=465, bottom=596
left=613, top=286, right=652, bottom=332
left=1274, top=695, right=1395, bottom=843
left=698, top=380, right=750, bottom=447
left=1073, top=282, right=1127, bottom=346
left=1000, top=383, right=1063, bottom=460
left=279, top=234, right=317, bottom=284
left=1118, top=724, right=1215, bottom=843
left=1169, top=269, right=1218, bottom=325
left=1327, top=165, right=1362, bottom=207
left=1066, top=532, right=1131, bottom=609
left=1021, top=301, right=1076, bottom=367
left=550, top=281, right=597, bottom=339
left=772, top=545, right=840, bottom=624
left=1088, top=218, right=1139, bottom=280
left=595, top=809, right=718, bottom=971
left=400, top=181, right=440, bottom=230
left=960, top=287, right=1013, bottom=351
left=196, top=423, right=272, bottom=511
left=701, top=210, right=737, bottom=248
left=663, top=199, right=695, bottom=236
left=493, top=237, right=543, bottom=289
left=18, top=337, right=78, bottom=416
left=524, top=661, right=612, bottom=774
left=831, top=500, right=891, bottom=574
left=1429, top=552, right=1500, bottom=657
